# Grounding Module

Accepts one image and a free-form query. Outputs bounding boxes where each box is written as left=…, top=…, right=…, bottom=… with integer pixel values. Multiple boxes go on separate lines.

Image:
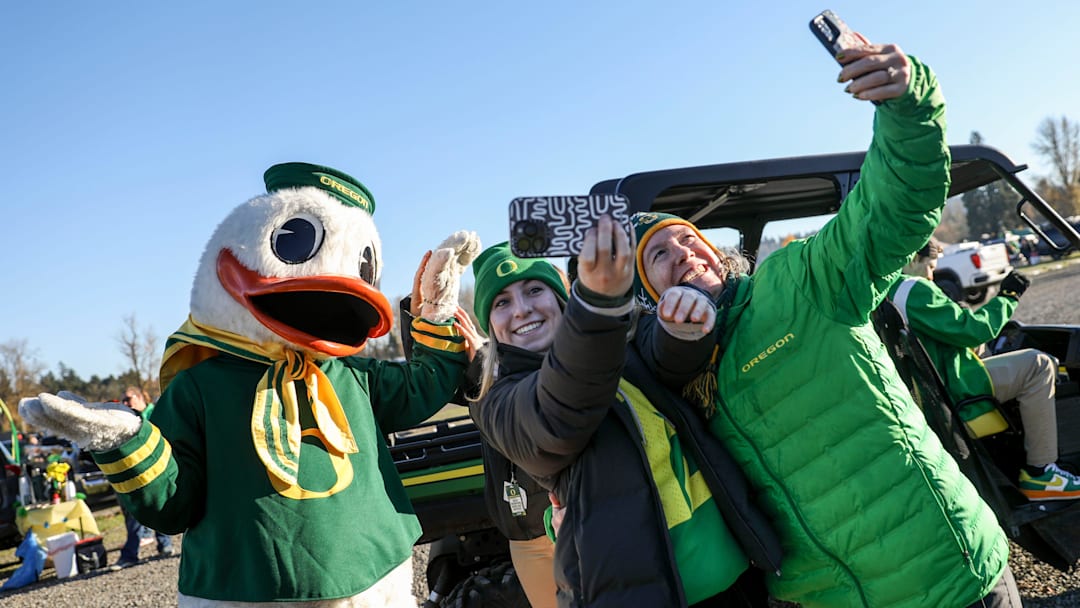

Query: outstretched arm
left=794, top=43, right=950, bottom=323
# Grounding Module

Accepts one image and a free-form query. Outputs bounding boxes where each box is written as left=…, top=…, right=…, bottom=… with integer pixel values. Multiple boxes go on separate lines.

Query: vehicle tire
left=964, top=287, right=988, bottom=305
left=934, top=278, right=963, bottom=303
left=440, top=560, right=531, bottom=608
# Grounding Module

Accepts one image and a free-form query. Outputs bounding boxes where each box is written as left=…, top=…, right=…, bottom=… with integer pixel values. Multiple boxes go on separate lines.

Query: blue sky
left=4, top=1, right=1078, bottom=380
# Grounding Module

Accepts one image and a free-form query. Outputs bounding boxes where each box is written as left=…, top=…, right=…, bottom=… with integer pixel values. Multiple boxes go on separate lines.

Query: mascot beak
left=216, top=249, right=392, bottom=357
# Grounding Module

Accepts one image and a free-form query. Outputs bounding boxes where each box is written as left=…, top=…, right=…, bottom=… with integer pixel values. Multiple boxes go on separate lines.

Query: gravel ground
left=2, top=258, right=1078, bottom=608
left=4, top=538, right=1080, bottom=608
left=1009, top=258, right=1080, bottom=326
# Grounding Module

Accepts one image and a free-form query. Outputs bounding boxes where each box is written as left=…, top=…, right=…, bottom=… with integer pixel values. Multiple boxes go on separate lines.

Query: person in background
left=20, top=433, right=41, bottom=464
left=468, top=227, right=781, bottom=607
left=111, top=386, right=175, bottom=570
left=889, top=238, right=1080, bottom=501
left=633, top=38, right=1020, bottom=607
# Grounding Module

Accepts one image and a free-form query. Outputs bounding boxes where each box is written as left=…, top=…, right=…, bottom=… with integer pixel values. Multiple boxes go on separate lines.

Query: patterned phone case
left=508, top=194, right=630, bottom=258
left=810, top=10, right=862, bottom=61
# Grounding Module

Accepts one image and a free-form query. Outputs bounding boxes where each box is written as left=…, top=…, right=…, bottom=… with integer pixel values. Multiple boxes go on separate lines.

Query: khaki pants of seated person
left=984, top=348, right=1058, bottom=466
left=509, top=536, right=557, bottom=608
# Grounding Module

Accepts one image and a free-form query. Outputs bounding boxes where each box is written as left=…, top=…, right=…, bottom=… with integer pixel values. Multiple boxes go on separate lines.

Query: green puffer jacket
left=640, top=57, right=1008, bottom=607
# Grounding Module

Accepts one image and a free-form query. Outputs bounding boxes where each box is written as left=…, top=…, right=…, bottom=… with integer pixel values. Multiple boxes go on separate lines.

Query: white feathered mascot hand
left=20, top=391, right=141, bottom=452
left=420, top=230, right=482, bottom=323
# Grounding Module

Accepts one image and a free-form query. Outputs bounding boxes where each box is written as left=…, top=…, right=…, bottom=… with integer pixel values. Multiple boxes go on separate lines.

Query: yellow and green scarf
left=161, top=316, right=358, bottom=500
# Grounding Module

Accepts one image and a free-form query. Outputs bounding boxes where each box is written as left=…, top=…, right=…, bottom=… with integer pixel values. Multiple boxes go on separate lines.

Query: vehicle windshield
left=702, top=214, right=835, bottom=269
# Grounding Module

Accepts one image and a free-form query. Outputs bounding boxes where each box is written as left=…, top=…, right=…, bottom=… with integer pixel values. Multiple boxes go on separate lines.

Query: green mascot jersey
left=93, top=322, right=467, bottom=602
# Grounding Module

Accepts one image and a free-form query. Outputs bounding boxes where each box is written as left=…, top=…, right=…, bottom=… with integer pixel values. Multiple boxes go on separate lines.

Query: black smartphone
left=809, top=10, right=862, bottom=64
left=508, top=194, right=630, bottom=258
left=810, top=10, right=882, bottom=105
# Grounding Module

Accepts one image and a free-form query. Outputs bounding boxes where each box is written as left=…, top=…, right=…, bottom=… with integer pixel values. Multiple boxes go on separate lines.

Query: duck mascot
left=21, top=162, right=480, bottom=607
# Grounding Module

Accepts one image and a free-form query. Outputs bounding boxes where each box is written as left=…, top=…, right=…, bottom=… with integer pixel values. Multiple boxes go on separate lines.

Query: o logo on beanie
left=633, top=212, right=660, bottom=226
left=496, top=260, right=519, bottom=277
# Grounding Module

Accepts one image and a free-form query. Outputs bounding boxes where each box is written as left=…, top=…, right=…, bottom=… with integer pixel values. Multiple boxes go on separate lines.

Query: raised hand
left=453, top=306, right=485, bottom=362
left=410, top=250, right=433, bottom=317
left=19, top=392, right=142, bottom=452
left=577, top=215, right=634, bottom=298
left=420, top=231, right=482, bottom=323
left=836, top=42, right=911, bottom=103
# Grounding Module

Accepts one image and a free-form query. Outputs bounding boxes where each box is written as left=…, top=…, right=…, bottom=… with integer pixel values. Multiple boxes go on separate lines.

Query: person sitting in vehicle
left=889, top=238, right=1080, bottom=501
left=632, top=39, right=1020, bottom=607
left=468, top=226, right=782, bottom=607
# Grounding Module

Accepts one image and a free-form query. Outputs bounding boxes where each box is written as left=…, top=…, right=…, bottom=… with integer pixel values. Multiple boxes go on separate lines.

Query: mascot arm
left=92, top=378, right=208, bottom=534
left=362, top=334, right=470, bottom=433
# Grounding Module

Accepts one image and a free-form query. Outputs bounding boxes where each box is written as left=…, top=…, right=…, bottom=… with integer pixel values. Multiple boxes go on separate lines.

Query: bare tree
left=1034, top=176, right=1080, bottom=220
left=1031, top=116, right=1080, bottom=216
left=0, top=339, right=45, bottom=428
left=936, top=197, right=969, bottom=243
left=116, top=313, right=161, bottom=395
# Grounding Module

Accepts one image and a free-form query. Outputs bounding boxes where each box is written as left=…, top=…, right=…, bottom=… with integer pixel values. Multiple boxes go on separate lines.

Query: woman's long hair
left=473, top=338, right=502, bottom=402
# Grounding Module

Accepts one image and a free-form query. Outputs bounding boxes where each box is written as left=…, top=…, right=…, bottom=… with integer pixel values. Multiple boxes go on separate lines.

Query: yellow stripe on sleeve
left=97, top=425, right=164, bottom=476
left=412, top=319, right=461, bottom=338
left=412, top=332, right=466, bottom=353
left=111, top=441, right=173, bottom=494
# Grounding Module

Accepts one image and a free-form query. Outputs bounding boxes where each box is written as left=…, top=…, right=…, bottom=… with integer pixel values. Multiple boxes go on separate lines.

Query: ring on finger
left=885, top=66, right=898, bottom=83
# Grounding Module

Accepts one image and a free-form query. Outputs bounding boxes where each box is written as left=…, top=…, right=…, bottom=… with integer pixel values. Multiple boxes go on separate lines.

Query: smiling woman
left=487, top=280, right=564, bottom=353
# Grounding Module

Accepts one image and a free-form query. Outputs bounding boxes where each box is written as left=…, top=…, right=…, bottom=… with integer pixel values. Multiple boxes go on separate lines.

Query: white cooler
left=45, top=531, right=79, bottom=578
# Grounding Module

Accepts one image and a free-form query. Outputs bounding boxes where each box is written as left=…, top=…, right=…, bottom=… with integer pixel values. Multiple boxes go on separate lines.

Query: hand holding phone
left=576, top=213, right=635, bottom=298
left=508, top=194, right=630, bottom=258
left=811, top=10, right=906, bottom=104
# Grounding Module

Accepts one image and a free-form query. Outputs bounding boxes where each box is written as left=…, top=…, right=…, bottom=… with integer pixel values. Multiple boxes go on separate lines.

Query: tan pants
left=509, top=536, right=557, bottom=608
left=984, top=348, right=1058, bottom=466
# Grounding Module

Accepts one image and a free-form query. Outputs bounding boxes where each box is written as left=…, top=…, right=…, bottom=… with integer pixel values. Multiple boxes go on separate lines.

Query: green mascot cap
left=264, top=162, right=376, bottom=215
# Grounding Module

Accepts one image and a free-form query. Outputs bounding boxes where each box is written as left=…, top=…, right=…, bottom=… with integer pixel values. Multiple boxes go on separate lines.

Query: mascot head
left=188, top=162, right=392, bottom=358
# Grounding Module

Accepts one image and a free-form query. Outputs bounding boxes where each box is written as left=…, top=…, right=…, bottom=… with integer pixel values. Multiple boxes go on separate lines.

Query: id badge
left=503, top=480, right=527, bottom=517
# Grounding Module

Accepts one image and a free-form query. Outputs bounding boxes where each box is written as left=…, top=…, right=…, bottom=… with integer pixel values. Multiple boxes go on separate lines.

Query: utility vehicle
left=390, top=144, right=1080, bottom=605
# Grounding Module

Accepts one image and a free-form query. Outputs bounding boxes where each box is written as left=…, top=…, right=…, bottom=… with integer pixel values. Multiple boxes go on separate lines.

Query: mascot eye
left=271, top=213, right=325, bottom=264
left=359, top=246, right=378, bottom=285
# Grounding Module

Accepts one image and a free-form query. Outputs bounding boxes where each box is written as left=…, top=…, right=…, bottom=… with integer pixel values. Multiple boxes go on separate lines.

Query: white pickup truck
left=933, top=240, right=1012, bottom=304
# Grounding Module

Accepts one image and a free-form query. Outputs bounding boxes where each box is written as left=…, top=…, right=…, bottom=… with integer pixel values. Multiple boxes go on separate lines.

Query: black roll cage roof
left=590, top=144, right=1079, bottom=262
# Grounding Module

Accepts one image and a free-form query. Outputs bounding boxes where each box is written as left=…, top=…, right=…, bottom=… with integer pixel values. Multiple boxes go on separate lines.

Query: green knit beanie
left=472, top=242, right=569, bottom=334
left=631, top=212, right=718, bottom=311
